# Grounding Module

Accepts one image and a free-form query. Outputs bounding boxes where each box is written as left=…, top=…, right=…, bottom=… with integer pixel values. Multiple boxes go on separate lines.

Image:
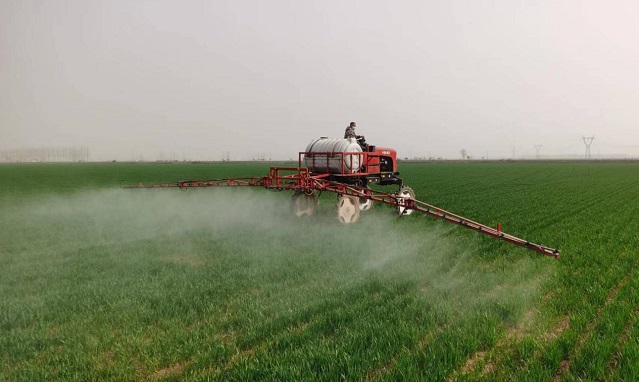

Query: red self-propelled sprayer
left=126, top=136, right=560, bottom=258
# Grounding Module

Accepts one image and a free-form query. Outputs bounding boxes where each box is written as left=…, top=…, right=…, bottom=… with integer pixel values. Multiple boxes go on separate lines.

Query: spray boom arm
left=126, top=167, right=559, bottom=258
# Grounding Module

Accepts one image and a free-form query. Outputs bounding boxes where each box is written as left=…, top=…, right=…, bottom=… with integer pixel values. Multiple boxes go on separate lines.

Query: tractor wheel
left=291, top=192, right=317, bottom=218
left=358, top=197, right=374, bottom=211
left=358, top=185, right=374, bottom=211
left=395, top=186, right=415, bottom=217
left=336, top=195, right=360, bottom=223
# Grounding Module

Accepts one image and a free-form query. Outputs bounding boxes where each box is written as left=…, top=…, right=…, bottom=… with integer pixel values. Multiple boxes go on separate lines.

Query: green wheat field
left=1, top=161, right=639, bottom=381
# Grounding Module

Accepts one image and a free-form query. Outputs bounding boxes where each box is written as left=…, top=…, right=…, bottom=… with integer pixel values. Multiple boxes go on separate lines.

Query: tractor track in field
left=448, top=296, right=551, bottom=380
left=365, top=356, right=397, bottom=381
left=605, top=303, right=639, bottom=379
left=366, top=324, right=447, bottom=381
left=149, top=362, right=186, bottom=380
left=451, top=267, right=636, bottom=382
left=452, top=350, right=496, bottom=379
left=553, top=256, right=639, bottom=381
left=544, top=315, right=571, bottom=341
left=216, top=287, right=416, bottom=379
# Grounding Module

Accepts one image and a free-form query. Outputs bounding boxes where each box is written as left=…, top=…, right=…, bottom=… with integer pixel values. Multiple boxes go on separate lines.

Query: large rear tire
left=336, top=195, right=360, bottom=223
left=291, top=192, right=317, bottom=218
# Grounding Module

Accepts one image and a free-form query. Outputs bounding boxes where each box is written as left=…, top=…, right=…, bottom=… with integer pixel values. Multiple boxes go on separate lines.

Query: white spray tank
left=303, top=137, right=362, bottom=174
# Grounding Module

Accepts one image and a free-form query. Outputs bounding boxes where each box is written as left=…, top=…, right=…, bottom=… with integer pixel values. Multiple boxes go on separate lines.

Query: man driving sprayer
left=344, top=121, right=366, bottom=148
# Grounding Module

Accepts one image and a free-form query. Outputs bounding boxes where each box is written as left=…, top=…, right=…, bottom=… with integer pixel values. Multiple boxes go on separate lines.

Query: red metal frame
left=126, top=167, right=560, bottom=258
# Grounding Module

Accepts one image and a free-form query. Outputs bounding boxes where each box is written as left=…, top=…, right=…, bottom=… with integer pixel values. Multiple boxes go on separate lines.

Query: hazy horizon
left=2, top=1, right=639, bottom=161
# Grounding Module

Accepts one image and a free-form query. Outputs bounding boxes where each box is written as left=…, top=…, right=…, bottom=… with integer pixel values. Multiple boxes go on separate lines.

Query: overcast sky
left=2, top=0, right=639, bottom=160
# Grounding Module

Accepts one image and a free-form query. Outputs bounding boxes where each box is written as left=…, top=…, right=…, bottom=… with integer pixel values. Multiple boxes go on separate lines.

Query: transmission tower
left=582, top=136, right=595, bottom=159
left=534, top=145, right=542, bottom=160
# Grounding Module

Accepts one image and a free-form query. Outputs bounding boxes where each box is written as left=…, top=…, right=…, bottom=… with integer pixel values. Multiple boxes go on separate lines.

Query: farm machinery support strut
left=126, top=167, right=560, bottom=258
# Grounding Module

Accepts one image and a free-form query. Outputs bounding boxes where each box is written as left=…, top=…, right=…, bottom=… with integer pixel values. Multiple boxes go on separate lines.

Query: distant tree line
left=0, top=146, right=90, bottom=163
